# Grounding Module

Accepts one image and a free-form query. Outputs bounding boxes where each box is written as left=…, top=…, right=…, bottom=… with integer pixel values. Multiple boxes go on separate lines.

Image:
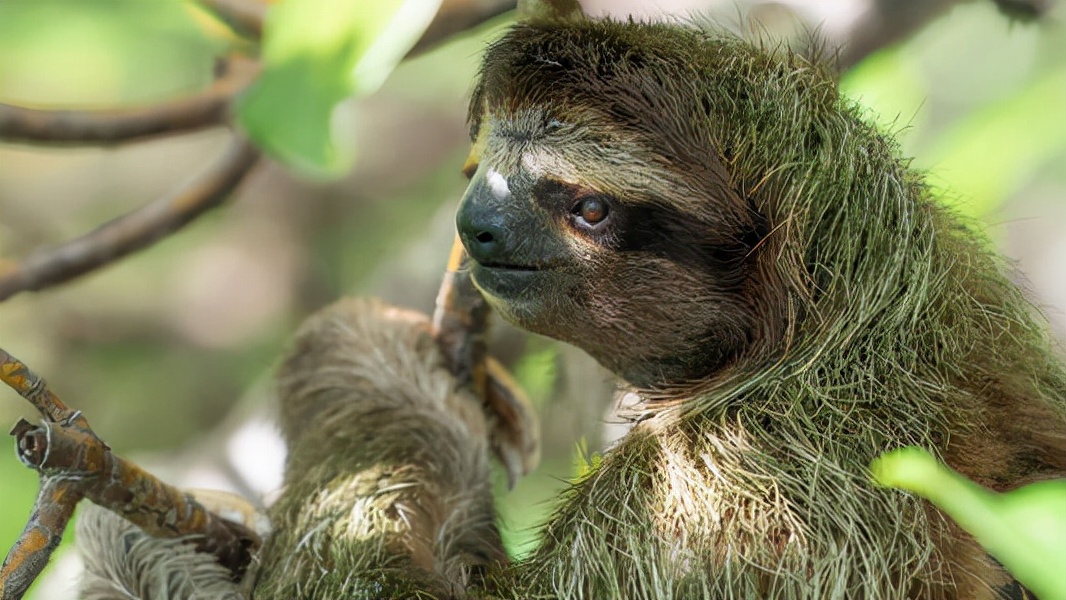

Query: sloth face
left=456, top=107, right=760, bottom=388
left=451, top=20, right=789, bottom=388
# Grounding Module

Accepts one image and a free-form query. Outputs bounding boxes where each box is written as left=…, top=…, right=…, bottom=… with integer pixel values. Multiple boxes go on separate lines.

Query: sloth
left=74, top=8, right=1064, bottom=600
left=447, top=13, right=1065, bottom=600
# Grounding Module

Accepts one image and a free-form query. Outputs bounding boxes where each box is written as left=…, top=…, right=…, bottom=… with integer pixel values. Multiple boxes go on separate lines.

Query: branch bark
left=197, top=0, right=266, bottom=39
left=0, top=135, right=260, bottom=302
left=407, top=0, right=516, bottom=58
left=0, top=477, right=80, bottom=600
left=0, top=57, right=260, bottom=145
left=0, top=349, right=260, bottom=600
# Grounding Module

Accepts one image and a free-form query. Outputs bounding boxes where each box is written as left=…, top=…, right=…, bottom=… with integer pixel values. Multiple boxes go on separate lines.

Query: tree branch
left=834, top=0, right=959, bottom=71
left=990, top=0, right=1053, bottom=20
left=691, top=0, right=1055, bottom=73
left=407, top=0, right=516, bottom=58
left=0, top=476, right=80, bottom=600
left=0, top=349, right=260, bottom=600
left=0, top=0, right=514, bottom=301
left=196, top=0, right=516, bottom=57
left=197, top=0, right=266, bottom=39
left=0, top=56, right=260, bottom=146
left=0, top=135, right=260, bottom=302
left=823, top=0, right=1054, bottom=71
left=431, top=236, right=539, bottom=487
left=827, top=0, right=1053, bottom=71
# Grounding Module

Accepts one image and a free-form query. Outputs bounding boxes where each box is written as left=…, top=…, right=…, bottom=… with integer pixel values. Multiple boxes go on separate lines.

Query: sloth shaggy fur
left=73, top=16, right=1064, bottom=600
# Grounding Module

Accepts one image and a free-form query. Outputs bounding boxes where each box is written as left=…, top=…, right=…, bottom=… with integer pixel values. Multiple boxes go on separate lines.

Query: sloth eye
left=573, top=196, right=609, bottom=225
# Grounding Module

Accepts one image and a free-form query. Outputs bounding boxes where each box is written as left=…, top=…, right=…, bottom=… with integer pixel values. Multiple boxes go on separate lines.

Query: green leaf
left=237, top=0, right=442, bottom=177
left=872, top=447, right=1066, bottom=600
left=0, top=0, right=226, bottom=105
left=839, top=46, right=928, bottom=139
left=922, top=68, right=1066, bottom=217
left=571, top=436, right=603, bottom=481
left=511, top=341, right=558, bottom=407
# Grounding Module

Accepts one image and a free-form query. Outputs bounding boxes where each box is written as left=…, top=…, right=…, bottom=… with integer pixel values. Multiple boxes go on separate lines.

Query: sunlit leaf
left=511, top=341, right=558, bottom=408
left=922, top=68, right=1066, bottom=217
left=237, top=0, right=442, bottom=177
left=840, top=46, right=928, bottom=140
left=0, top=0, right=224, bottom=104
left=872, top=447, right=1066, bottom=600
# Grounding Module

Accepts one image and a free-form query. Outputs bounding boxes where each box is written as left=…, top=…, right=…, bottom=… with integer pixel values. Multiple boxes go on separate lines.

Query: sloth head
left=455, top=20, right=795, bottom=389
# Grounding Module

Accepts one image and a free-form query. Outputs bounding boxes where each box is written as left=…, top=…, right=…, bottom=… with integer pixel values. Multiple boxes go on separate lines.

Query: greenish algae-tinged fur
left=253, top=299, right=506, bottom=600
left=71, top=16, right=1066, bottom=600
left=468, top=18, right=1065, bottom=600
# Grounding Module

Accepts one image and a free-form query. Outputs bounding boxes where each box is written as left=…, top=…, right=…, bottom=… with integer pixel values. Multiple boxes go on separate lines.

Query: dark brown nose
left=456, top=170, right=510, bottom=264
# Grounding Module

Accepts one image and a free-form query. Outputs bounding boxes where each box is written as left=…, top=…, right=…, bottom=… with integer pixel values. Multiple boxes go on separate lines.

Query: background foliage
left=0, top=1, right=1063, bottom=598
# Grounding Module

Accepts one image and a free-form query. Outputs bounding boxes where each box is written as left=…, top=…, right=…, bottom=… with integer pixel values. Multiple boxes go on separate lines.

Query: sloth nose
left=456, top=201, right=507, bottom=263
left=456, top=167, right=512, bottom=264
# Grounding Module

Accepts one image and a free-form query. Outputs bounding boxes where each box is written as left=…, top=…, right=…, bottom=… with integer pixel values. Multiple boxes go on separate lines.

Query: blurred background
left=0, top=1, right=1063, bottom=597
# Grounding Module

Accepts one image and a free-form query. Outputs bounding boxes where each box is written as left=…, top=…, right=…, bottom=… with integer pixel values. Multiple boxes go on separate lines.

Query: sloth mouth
left=476, top=261, right=543, bottom=272
left=470, top=260, right=574, bottom=303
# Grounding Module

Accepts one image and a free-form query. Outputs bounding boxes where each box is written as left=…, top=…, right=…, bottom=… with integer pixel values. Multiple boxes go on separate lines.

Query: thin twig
left=0, top=56, right=260, bottom=145
left=829, top=0, right=1052, bottom=71
left=0, top=0, right=514, bottom=144
left=0, top=0, right=515, bottom=301
left=989, top=0, right=1053, bottom=20
left=431, top=237, right=539, bottom=487
left=0, top=349, right=260, bottom=600
left=407, top=0, right=516, bottom=58
left=432, top=235, right=491, bottom=392
left=0, top=135, right=260, bottom=302
left=0, top=476, right=81, bottom=600
left=0, top=350, right=88, bottom=428
left=196, top=0, right=266, bottom=39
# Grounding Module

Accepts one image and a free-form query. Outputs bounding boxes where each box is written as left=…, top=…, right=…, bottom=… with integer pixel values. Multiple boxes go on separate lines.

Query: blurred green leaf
left=872, top=447, right=1066, bottom=600
left=0, top=0, right=226, bottom=105
left=923, top=68, right=1066, bottom=217
left=237, top=0, right=442, bottom=177
left=0, top=455, right=39, bottom=555
left=511, top=341, right=558, bottom=408
left=839, top=46, right=928, bottom=139
left=840, top=3, right=1066, bottom=220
